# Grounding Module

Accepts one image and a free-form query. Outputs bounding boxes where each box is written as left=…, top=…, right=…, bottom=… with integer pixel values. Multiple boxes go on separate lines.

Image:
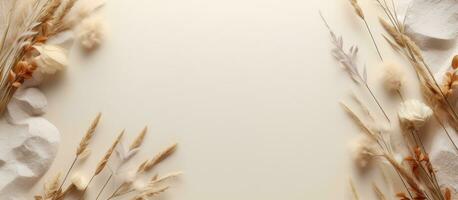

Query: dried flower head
left=77, top=15, right=106, bottom=51
left=382, top=62, right=405, bottom=93
left=33, top=44, right=68, bottom=74
left=71, top=172, right=88, bottom=191
left=349, top=136, right=375, bottom=168
left=398, top=100, right=433, bottom=130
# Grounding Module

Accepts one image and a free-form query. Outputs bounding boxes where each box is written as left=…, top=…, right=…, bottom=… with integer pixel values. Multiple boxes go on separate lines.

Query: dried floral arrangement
left=0, top=0, right=106, bottom=113
left=35, top=113, right=180, bottom=200
left=322, top=0, right=458, bottom=199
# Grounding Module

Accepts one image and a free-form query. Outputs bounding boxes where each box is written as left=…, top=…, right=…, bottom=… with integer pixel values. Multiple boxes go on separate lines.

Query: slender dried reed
left=130, top=126, right=147, bottom=151
left=78, top=130, right=124, bottom=200
left=57, top=113, right=102, bottom=196
left=95, top=127, right=149, bottom=200
left=138, top=143, right=178, bottom=173
left=320, top=11, right=390, bottom=123
left=348, top=0, right=383, bottom=61
left=106, top=143, right=178, bottom=200
left=37, top=115, right=179, bottom=200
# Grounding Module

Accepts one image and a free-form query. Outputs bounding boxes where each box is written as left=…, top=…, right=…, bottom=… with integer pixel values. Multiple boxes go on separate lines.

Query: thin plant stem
left=376, top=140, right=414, bottom=199
left=105, top=185, right=121, bottom=200
left=363, top=82, right=391, bottom=122
left=435, top=114, right=458, bottom=152
left=96, top=173, right=113, bottom=200
left=409, top=130, right=444, bottom=200
left=55, top=156, right=78, bottom=199
left=362, top=19, right=383, bottom=61
left=79, top=174, right=96, bottom=200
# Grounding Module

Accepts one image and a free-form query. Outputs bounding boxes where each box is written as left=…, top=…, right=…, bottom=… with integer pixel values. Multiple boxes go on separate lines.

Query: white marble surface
left=24, top=0, right=439, bottom=199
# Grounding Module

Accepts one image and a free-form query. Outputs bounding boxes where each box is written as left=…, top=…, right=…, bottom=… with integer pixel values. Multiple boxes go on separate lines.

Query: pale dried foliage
left=0, top=0, right=104, bottom=113
left=321, top=12, right=390, bottom=122
left=108, top=143, right=179, bottom=199
left=36, top=114, right=180, bottom=200
left=329, top=1, right=457, bottom=199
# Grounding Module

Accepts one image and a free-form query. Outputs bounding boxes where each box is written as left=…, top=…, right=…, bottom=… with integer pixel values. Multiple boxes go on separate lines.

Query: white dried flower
left=33, top=44, right=68, bottom=74
left=77, top=15, right=106, bottom=51
left=398, top=99, right=433, bottom=130
left=71, top=172, right=88, bottom=191
left=349, top=136, right=375, bottom=168
left=382, top=62, right=405, bottom=92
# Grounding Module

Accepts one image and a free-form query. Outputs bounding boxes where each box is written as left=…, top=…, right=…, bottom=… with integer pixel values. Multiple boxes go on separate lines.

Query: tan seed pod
left=130, top=126, right=147, bottom=151
left=142, top=143, right=178, bottom=172
left=77, top=113, right=102, bottom=156
left=349, top=0, right=364, bottom=19
left=379, top=18, right=405, bottom=47
left=452, top=55, right=458, bottom=69
left=8, top=70, right=16, bottom=83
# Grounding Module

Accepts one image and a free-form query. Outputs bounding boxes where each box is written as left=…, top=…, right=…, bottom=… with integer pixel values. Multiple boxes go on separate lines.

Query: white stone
left=0, top=88, right=60, bottom=200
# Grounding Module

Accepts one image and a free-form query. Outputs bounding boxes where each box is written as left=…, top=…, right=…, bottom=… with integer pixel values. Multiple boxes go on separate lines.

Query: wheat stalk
left=130, top=126, right=147, bottom=151
left=320, top=12, right=391, bottom=122
left=138, top=143, right=178, bottom=173
left=348, top=0, right=383, bottom=61
left=95, top=130, right=124, bottom=175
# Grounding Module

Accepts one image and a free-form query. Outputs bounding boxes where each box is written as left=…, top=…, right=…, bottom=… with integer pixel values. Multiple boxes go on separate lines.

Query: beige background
left=30, top=0, right=400, bottom=199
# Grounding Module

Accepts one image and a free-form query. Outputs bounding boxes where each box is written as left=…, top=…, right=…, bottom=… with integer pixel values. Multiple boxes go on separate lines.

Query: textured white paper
left=404, top=0, right=458, bottom=40
left=430, top=134, right=458, bottom=196
left=397, top=0, right=458, bottom=74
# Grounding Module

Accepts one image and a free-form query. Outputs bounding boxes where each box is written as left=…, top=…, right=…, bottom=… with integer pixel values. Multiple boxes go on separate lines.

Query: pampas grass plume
left=77, top=15, right=106, bottom=51
left=382, top=62, right=405, bottom=93
left=349, top=136, right=374, bottom=168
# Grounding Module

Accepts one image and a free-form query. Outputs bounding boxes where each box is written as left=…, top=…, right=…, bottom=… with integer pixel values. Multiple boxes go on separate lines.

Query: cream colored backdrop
left=30, top=0, right=393, bottom=199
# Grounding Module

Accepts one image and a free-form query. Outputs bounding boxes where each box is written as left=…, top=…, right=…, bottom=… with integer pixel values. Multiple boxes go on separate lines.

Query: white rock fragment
left=14, top=88, right=47, bottom=116
left=0, top=88, right=60, bottom=200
